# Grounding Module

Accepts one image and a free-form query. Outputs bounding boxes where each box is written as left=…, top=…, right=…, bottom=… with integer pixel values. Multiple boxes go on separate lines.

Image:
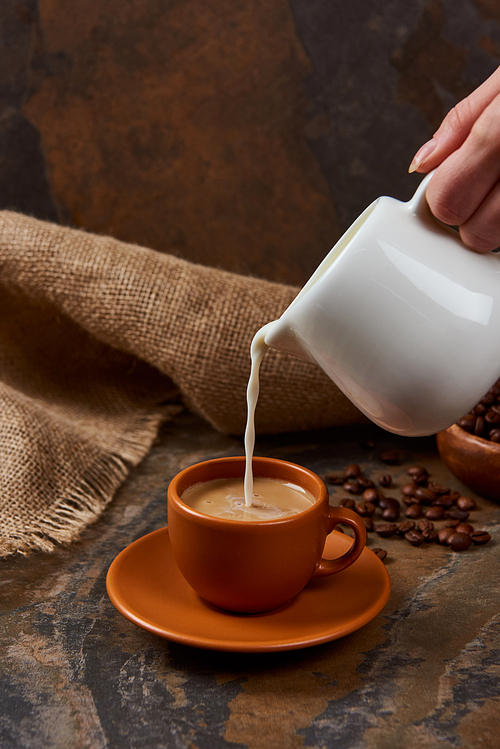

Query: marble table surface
left=2, top=409, right=500, bottom=749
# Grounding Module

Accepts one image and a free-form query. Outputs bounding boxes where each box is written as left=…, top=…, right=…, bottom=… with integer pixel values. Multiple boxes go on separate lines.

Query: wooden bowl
left=436, top=424, right=500, bottom=501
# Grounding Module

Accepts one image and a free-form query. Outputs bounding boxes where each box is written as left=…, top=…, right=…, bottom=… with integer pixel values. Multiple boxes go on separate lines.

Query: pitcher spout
left=263, top=319, right=315, bottom=363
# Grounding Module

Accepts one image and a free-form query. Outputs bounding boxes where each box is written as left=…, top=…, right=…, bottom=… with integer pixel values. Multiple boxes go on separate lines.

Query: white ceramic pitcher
left=264, top=173, right=500, bottom=436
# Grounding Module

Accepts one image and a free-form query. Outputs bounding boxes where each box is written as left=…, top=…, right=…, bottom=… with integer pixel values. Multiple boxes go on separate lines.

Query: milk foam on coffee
left=182, top=476, right=315, bottom=521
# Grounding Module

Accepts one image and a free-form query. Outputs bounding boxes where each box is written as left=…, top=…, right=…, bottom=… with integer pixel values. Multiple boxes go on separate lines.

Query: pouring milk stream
left=244, top=172, right=500, bottom=504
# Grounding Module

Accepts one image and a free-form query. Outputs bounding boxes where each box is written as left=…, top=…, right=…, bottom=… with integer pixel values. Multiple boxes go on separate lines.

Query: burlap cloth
left=0, top=211, right=365, bottom=556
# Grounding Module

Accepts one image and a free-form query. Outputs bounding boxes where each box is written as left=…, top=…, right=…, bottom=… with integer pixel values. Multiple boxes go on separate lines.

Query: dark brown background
left=1, top=0, right=499, bottom=285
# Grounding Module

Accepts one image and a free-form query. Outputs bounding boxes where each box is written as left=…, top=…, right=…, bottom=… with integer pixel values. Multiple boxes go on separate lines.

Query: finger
left=409, top=64, right=500, bottom=173
left=459, top=181, right=500, bottom=252
left=425, top=92, right=500, bottom=226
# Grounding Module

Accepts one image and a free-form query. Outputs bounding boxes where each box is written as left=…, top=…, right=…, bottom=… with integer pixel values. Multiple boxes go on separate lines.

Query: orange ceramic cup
left=167, top=456, right=366, bottom=613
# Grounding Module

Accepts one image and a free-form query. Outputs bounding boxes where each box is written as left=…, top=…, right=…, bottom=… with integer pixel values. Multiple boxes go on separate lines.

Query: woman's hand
left=409, top=66, right=500, bottom=252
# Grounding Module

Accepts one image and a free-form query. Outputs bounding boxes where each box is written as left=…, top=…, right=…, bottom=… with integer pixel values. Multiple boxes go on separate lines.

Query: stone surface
left=1, top=410, right=499, bottom=748
left=1, top=1, right=499, bottom=284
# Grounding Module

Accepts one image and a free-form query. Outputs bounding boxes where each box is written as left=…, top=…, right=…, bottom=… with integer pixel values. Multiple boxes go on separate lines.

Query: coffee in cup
left=167, top=455, right=366, bottom=613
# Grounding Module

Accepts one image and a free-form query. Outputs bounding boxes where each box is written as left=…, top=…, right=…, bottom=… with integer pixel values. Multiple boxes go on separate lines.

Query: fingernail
left=409, top=138, right=437, bottom=173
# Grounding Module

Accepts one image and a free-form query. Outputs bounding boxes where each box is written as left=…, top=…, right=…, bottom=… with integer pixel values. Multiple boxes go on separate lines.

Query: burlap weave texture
left=0, top=211, right=364, bottom=556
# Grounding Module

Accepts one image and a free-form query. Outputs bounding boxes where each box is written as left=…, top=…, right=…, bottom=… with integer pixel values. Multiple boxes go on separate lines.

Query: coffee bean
left=489, top=429, right=500, bottom=443
left=355, top=500, right=376, bottom=517
left=371, top=547, right=387, bottom=561
left=427, top=481, right=449, bottom=495
left=422, top=529, right=438, bottom=543
left=375, top=522, right=398, bottom=538
left=456, top=495, right=477, bottom=512
left=433, top=494, right=456, bottom=509
left=397, top=520, right=415, bottom=535
left=417, top=519, right=434, bottom=532
left=448, top=532, right=472, bottom=551
left=345, top=463, right=361, bottom=478
left=401, top=482, right=417, bottom=497
left=444, top=519, right=461, bottom=528
left=457, top=414, right=475, bottom=432
left=362, top=488, right=378, bottom=504
left=382, top=506, right=400, bottom=522
left=405, top=530, right=424, bottom=546
left=402, top=495, right=418, bottom=507
left=380, top=450, right=401, bottom=465
left=438, top=527, right=456, bottom=545
left=378, top=473, right=392, bottom=488
left=363, top=517, right=374, bottom=532
left=325, top=471, right=346, bottom=485
left=357, top=476, right=375, bottom=489
left=485, top=408, right=500, bottom=424
left=470, top=531, right=491, bottom=545
left=446, top=509, right=470, bottom=522
left=455, top=523, right=474, bottom=535
left=415, top=487, right=437, bottom=504
left=343, top=479, right=362, bottom=494
left=339, top=498, right=356, bottom=510
left=407, top=465, right=428, bottom=479
left=425, top=506, right=444, bottom=521
left=473, top=415, right=485, bottom=435
left=379, top=496, right=400, bottom=511
left=405, top=503, right=422, bottom=519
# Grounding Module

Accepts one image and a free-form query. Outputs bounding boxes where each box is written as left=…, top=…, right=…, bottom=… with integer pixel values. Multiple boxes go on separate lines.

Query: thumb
left=409, top=65, right=500, bottom=173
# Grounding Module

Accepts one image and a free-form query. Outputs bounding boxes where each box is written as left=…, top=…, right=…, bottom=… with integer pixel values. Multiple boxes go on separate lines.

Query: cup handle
left=312, top=506, right=367, bottom=577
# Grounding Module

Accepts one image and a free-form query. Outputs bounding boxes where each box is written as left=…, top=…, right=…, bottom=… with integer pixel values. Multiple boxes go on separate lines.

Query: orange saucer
left=106, top=528, right=390, bottom=653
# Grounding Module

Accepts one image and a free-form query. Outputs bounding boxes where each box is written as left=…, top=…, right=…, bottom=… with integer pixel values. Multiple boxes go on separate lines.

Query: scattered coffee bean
left=456, top=495, right=477, bottom=512
left=427, top=481, right=449, bottom=495
left=357, top=475, right=376, bottom=489
left=425, top=506, right=445, bottom=521
left=380, top=450, right=401, bottom=465
left=446, top=509, right=470, bottom=522
left=448, top=532, right=472, bottom=551
left=407, top=465, right=428, bottom=479
left=356, top=500, right=376, bottom=517
left=397, top=520, right=415, bottom=535
left=363, top=517, right=374, bottom=532
left=379, top=496, right=400, bottom=511
left=330, top=456, right=490, bottom=559
left=470, top=531, right=491, bottom=545
left=378, top=473, right=392, bottom=488
left=325, top=470, right=346, bottom=485
left=345, top=463, right=361, bottom=478
left=382, top=506, right=400, bottom=522
left=339, top=498, right=356, bottom=510
left=375, top=522, right=398, bottom=538
left=417, top=519, right=434, bottom=532
left=402, top=495, right=418, bottom=507
left=371, top=547, right=387, bottom=561
left=438, top=527, right=456, bottom=545
left=343, top=479, right=361, bottom=494
left=415, top=487, right=437, bottom=504
left=405, top=529, right=424, bottom=546
left=362, top=488, right=378, bottom=504
left=401, top=482, right=417, bottom=497
left=433, top=494, right=456, bottom=509
left=455, top=522, right=475, bottom=535
left=422, top=528, right=438, bottom=543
